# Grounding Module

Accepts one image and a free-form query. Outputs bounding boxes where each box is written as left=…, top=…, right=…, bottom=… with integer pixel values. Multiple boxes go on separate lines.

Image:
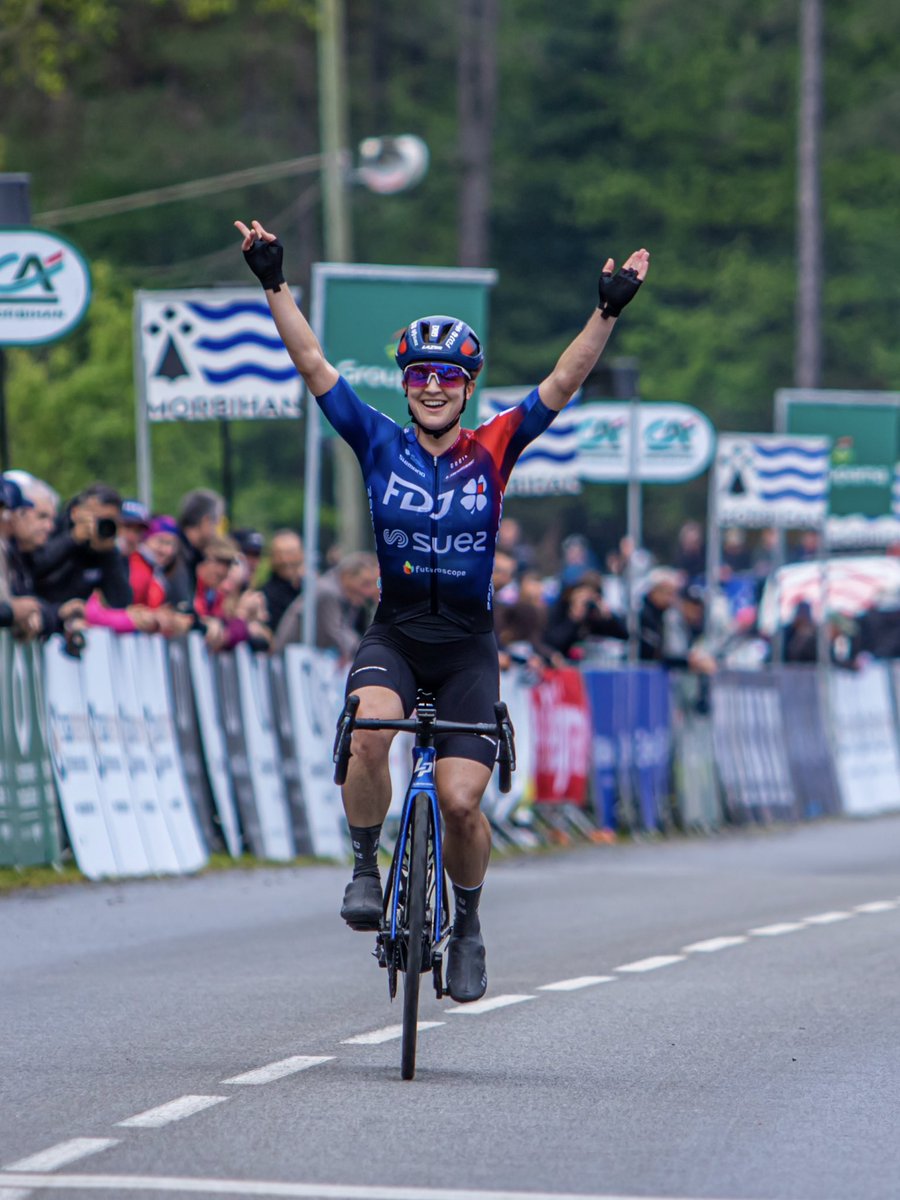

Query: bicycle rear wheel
left=400, top=792, right=430, bottom=1080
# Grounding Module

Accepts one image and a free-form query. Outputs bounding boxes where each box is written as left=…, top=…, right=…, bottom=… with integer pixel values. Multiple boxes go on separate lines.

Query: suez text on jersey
left=384, top=528, right=489, bottom=555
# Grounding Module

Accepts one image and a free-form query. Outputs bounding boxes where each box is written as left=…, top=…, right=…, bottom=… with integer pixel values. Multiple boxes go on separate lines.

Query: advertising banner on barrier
left=711, top=672, right=797, bottom=822
left=669, top=673, right=721, bottom=831
left=82, top=631, right=158, bottom=876
left=234, top=645, right=295, bottom=862
left=531, top=668, right=590, bottom=805
left=0, top=632, right=60, bottom=867
left=44, top=635, right=119, bottom=879
left=165, top=637, right=219, bottom=852
left=187, top=634, right=242, bottom=858
left=215, top=651, right=265, bottom=858
left=133, top=635, right=207, bottom=872
left=777, top=665, right=841, bottom=818
left=282, top=646, right=346, bottom=860
left=268, top=653, right=314, bottom=857
left=584, top=669, right=671, bottom=832
left=110, top=634, right=181, bottom=873
left=829, top=663, right=900, bottom=816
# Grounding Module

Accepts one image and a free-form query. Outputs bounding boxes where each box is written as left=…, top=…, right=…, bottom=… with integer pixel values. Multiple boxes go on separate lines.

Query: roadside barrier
left=2, top=628, right=900, bottom=875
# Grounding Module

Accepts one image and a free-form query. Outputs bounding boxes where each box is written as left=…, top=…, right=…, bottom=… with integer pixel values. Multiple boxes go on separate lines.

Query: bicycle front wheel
left=400, top=792, right=430, bottom=1080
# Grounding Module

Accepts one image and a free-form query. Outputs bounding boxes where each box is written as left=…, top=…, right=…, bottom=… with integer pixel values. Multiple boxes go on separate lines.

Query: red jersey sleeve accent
left=473, top=386, right=556, bottom=485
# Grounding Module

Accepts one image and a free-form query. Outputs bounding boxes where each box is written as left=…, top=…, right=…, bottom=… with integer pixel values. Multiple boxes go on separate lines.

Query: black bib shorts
left=345, top=623, right=500, bottom=769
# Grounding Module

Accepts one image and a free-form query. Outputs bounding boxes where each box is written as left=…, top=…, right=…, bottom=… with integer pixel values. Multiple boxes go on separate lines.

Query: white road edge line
left=748, top=922, right=806, bottom=937
left=3, top=1139, right=119, bottom=1173
left=803, top=911, right=853, bottom=925
left=222, top=1057, right=334, bottom=1085
left=341, top=1023, right=444, bottom=1045
left=681, top=936, right=748, bottom=954
left=538, top=976, right=617, bottom=991
left=0, top=1188, right=34, bottom=1200
left=444, top=994, right=534, bottom=1015
left=0, top=1172, right=714, bottom=1199
left=615, top=956, right=685, bottom=973
left=116, top=1096, right=228, bottom=1129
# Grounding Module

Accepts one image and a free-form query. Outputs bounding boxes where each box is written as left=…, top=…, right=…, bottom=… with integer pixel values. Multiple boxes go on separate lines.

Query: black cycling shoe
left=340, top=875, right=383, bottom=931
left=445, top=930, right=487, bottom=1003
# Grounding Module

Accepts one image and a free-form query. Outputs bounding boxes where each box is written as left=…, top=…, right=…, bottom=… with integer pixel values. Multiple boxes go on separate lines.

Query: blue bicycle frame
left=388, top=744, right=446, bottom=951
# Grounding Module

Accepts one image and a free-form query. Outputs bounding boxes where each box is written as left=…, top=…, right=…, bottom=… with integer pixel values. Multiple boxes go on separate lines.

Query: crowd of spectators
left=2, top=472, right=899, bottom=672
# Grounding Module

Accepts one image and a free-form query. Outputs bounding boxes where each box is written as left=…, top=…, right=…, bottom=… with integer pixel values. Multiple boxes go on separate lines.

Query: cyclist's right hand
left=235, top=219, right=285, bottom=291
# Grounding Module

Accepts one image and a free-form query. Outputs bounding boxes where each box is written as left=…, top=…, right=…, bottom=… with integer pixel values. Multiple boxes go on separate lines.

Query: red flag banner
left=531, top=667, right=591, bottom=805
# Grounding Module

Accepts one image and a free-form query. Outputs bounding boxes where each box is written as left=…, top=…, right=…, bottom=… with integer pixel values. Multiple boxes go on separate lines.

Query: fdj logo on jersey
left=382, top=472, right=455, bottom=520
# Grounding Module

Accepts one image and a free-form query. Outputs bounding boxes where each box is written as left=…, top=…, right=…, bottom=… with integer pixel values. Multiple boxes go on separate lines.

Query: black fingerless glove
left=597, top=265, right=642, bottom=318
left=243, top=237, right=285, bottom=292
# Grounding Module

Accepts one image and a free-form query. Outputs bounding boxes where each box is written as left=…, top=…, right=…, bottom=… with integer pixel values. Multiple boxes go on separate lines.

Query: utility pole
left=317, top=0, right=365, bottom=552
left=795, top=0, right=824, bottom=388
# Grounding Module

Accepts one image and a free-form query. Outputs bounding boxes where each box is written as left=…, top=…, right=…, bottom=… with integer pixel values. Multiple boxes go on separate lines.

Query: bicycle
left=333, top=690, right=516, bottom=1080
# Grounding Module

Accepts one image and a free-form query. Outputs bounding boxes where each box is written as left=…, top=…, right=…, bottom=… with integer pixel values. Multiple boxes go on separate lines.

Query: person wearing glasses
left=236, top=217, right=649, bottom=1002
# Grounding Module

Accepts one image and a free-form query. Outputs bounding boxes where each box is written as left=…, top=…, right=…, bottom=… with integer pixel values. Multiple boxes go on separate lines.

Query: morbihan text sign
left=0, top=228, right=91, bottom=345
left=479, top=390, right=715, bottom=493
left=136, top=288, right=302, bottom=422
left=715, top=434, right=830, bottom=528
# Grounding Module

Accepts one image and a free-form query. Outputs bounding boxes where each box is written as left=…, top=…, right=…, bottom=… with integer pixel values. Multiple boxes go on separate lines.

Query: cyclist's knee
left=439, top=787, right=486, bottom=831
left=349, top=727, right=393, bottom=770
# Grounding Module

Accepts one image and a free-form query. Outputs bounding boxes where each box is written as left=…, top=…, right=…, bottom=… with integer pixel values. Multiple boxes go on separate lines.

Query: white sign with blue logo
left=716, top=434, right=831, bottom=528
left=478, top=390, right=715, bottom=492
left=137, top=288, right=302, bottom=422
left=0, top=228, right=91, bottom=346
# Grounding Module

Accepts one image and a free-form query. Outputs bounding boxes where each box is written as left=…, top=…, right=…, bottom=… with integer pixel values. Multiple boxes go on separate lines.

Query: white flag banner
left=137, top=288, right=302, bottom=422
left=716, top=434, right=830, bottom=528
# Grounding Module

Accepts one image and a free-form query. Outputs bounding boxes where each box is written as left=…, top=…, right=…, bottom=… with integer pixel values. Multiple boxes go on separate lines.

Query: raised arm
left=538, top=248, right=650, bottom=412
left=235, top=219, right=339, bottom=398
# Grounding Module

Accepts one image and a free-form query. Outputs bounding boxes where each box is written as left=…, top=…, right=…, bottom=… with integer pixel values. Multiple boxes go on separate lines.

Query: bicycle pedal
left=432, top=951, right=444, bottom=999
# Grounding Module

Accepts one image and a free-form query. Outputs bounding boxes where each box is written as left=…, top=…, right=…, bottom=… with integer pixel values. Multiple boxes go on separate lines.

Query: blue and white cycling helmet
left=395, top=315, right=484, bottom=376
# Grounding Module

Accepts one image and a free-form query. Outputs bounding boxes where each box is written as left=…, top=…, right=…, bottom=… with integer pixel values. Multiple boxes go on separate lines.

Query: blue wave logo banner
left=139, top=288, right=303, bottom=422
left=717, top=434, right=831, bottom=528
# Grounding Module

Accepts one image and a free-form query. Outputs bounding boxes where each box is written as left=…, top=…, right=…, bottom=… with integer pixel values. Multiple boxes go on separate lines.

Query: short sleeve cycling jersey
left=316, top=376, right=557, bottom=633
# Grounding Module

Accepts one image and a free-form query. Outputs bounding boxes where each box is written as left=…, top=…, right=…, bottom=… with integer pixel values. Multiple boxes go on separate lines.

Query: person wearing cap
left=237, top=215, right=649, bottom=1004
left=2, top=474, right=75, bottom=639
left=118, top=498, right=151, bottom=559
left=0, top=476, right=43, bottom=637
left=233, top=528, right=264, bottom=584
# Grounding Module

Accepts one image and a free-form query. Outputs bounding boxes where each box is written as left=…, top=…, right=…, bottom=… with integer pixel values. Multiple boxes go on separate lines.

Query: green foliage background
left=2, top=0, right=899, bottom=559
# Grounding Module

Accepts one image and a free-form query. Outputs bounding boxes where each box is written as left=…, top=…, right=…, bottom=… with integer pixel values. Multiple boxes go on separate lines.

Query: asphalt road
left=4, top=815, right=900, bottom=1200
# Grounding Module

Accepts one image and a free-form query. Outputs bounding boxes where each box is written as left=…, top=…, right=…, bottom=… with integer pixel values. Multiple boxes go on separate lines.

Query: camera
left=96, top=516, right=118, bottom=539
left=63, top=624, right=86, bottom=660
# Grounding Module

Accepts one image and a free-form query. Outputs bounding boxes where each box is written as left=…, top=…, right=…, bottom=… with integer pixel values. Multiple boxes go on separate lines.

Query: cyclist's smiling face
left=404, top=365, right=474, bottom=433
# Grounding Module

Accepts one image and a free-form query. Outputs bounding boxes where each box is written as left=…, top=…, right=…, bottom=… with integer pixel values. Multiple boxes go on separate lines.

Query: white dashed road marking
left=3, top=1138, right=119, bottom=1172
left=116, top=1096, right=228, bottom=1129
left=445, top=994, right=534, bottom=1015
left=615, top=955, right=685, bottom=974
left=538, top=976, right=617, bottom=991
left=749, top=922, right=806, bottom=937
left=681, top=936, right=748, bottom=954
left=803, top=911, right=853, bottom=925
left=341, top=1023, right=444, bottom=1045
left=222, top=1057, right=334, bottom=1084
left=855, top=900, right=897, bottom=913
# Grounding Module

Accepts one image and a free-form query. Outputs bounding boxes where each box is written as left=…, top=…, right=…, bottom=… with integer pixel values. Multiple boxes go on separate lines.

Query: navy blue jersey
left=317, top=376, right=557, bottom=633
